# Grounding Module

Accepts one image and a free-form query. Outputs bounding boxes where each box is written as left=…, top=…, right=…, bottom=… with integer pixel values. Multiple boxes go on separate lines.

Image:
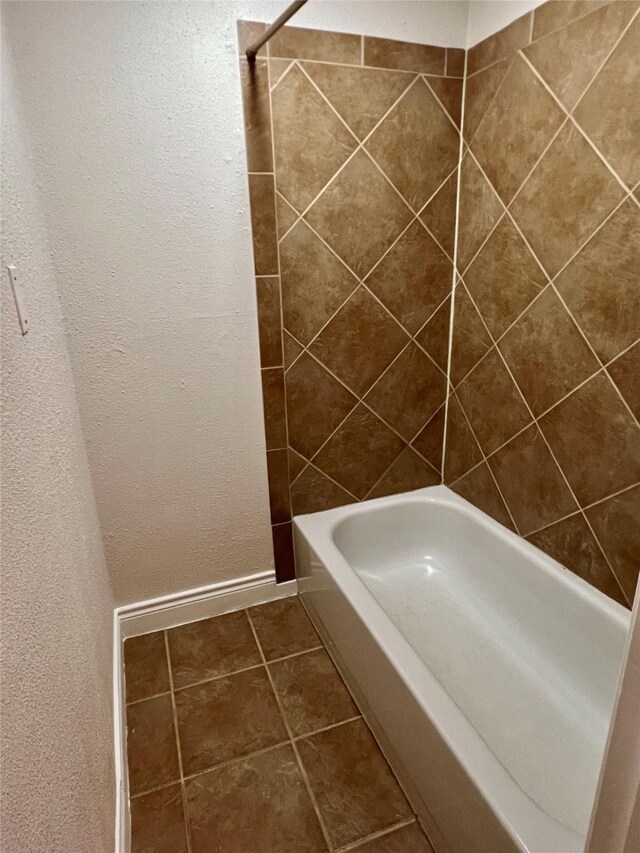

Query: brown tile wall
left=446, top=1, right=640, bottom=607
left=240, top=6, right=639, bottom=604
left=238, top=22, right=461, bottom=580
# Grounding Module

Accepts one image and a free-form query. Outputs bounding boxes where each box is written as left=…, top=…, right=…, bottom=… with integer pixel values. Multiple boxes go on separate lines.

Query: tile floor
left=124, top=596, right=434, bottom=853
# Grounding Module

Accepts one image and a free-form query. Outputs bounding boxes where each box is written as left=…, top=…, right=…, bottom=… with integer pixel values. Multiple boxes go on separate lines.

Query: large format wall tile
left=510, top=122, right=625, bottom=278
left=272, top=64, right=357, bottom=212
left=301, top=63, right=412, bottom=140
left=471, top=55, right=565, bottom=205
left=554, top=200, right=640, bottom=364
left=366, top=79, right=459, bottom=212
left=365, top=343, right=446, bottom=441
left=608, top=343, right=639, bottom=420
left=419, top=169, right=457, bottom=258
left=456, top=154, right=503, bottom=272
left=538, top=373, right=640, bottom=507
left=286, top=352, right=356, bottom=458
left=585, top=485, right=640, bottom=603
left=488, top=424, right=577, bottom=535
left=240, top=14, right=639, bottom=601
left=463, top=215, right=547, bottom=339
left=524, top=1, right=637, bottom=110
left=305, top=150, right=413, bottom=277
left=309, top=286, right=409, bottom=396
left=526, top=514, right=626, bottom=604
left=498, top=286, right=599, bottom=416
left=447, top=3, right=640, bottom=605
left=573, top=13, right=640, bottom=187
left=456, top=348, right=531, bottom=455
left=313, top=404, right=405, bottom=499
left=365, top=220, right=452, bottom=334
left=280, top=219, right=358, bottom=345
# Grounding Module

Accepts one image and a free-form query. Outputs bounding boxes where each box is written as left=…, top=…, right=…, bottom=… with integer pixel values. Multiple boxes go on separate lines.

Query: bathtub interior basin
left=294, top=486, right=631, bottom=853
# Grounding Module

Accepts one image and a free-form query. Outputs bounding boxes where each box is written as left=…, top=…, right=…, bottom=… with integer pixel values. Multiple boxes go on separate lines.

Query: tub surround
left=241, top=4, right=640, bottom=606
left=238, top=22, right=462, bottom=580
left=446, top=2, right=640, bottom=607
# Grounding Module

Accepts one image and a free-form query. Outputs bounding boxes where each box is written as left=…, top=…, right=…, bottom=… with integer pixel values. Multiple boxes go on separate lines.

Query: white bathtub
left=294, top=486, right=630, bottom=853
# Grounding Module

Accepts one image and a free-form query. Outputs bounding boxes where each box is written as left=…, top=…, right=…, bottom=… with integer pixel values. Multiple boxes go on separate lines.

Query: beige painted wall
left=2, top=0, right=473, bottom=605
left=0, top=24, right=115, bottom=853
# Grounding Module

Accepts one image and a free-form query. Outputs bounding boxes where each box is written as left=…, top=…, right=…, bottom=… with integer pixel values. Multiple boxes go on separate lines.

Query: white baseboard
left=118, top=570, right=298, bottom=639
left=113, top=570, right=297, bottom=851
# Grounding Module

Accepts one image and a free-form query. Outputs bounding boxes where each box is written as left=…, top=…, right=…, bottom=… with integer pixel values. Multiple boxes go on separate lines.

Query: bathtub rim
left=293, top=484, right=630, bottom=853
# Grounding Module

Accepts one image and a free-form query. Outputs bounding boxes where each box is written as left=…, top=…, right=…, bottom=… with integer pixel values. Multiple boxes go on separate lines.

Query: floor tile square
left=248, top=597, right=320, bottom=660
left=297, top=718, right=412, bottom=848
left=130, top=783, right=188, bottom=853
left=185, top=744, right=328, bottom=853
left=124, top=631, right=170, bottom=703
left=167, top=610, right=261, bottom=689
left=126, top=694, right=180, bottom=796
left=175, top=667, right=287, bottom=776
left=269, top=648, right=358, bottom=737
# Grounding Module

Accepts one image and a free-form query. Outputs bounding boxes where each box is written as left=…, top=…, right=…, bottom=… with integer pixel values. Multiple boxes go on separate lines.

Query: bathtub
left=293, top=485, right=630, bottom=853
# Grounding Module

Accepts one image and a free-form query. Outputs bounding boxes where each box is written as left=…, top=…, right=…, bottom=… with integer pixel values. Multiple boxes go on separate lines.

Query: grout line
left=129, top=777, right=184, bottom=801
left=295, top=457, right=361, bottom=505
left=163, top=631, right=193, bottom=853
left=421, top=74, right=463, bottom=134
left=245, top=607, right=336, bottom=852
left=171, top=663, right=264, bottom=694
left=448, top=386, right=521, bottom=534
left=292, top=715, right=362, bottom=742
left=181, top=740, right=290, bottom=785
left=336, top=817, right=418, bottom=852
left=567, top=5, right=639, bottom=118
left=518, top=47, right=636, bottom=199
left=545, top=191, right=630, bottom=284
left=456, top=277, right=628, bottom=600
left=288, top=64, right=419, bottom=224
left=525, top=479, right=640, bottom=539
left=300, top=345, right=444, bottom=477
left=126, top=688, right=172, bottom=707
left=128, top=643, right=330, bottom=705
left=441, top=46, right=468, bottom=483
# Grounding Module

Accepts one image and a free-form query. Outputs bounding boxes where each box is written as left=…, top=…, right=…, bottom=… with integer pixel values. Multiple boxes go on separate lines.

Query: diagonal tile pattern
left=446, top=3, right=640, bottom=604
left=239, top=13, right=640, bottom=603
left=271, top=64, right=357, bottom=211
left=305, top=149, right=414, bottom=278
left=365, top=78, right=460, bottom=212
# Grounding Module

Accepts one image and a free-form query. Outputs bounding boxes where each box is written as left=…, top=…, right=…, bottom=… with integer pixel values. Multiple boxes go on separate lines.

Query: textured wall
left=0, top=27, right=115, bottom=853
left=2, top=0, right=472, bottom=606
left=239, top=22, right=463, bottom=578
left=3, top=1, right=275, bottom=604
left=445, top=2, right=640, bottom=607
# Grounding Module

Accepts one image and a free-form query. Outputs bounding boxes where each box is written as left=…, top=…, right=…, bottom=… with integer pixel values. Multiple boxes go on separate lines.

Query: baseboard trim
left=113, top=570, right=297, bottom=851
left=118, top=571, right=298, bottom=639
